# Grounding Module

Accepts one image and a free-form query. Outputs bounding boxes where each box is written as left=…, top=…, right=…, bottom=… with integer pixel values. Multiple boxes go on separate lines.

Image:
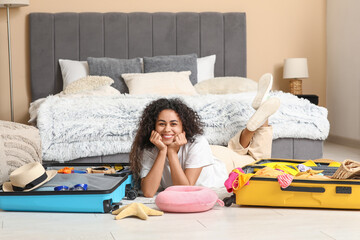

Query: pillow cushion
left=64, top=76, right=121, bottom=97
left=155, top=186, right=223, bottom=213
left=75, top=85, right=121, bottom=97
left=0, top=121, right=42, bottom=185
left=122, top=71, right=197, bottom=96
left=58, top=59, right=89, bottom=90
left=87, top=57, right=142, bottom=93
left=64, top=75, right=114, bottom=95
left=143, top=54, right=198, bottom=85
left=194, top=77, right=258, bottom=95
left=197, top=55, right=216, bottom=83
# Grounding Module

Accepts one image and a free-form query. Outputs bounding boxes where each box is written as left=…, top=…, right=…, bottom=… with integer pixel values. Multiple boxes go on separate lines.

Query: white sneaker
left=252, top=73, right=273, bottom=110
left=246, top=97, right=280, bottom=132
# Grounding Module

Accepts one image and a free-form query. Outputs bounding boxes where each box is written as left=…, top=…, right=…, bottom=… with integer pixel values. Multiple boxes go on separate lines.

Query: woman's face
left=155, top=109, right=184, bottom=145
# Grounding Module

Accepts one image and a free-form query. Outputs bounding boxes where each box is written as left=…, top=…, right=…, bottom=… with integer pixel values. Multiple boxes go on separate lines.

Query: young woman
left=130, top=74, right=280, bottom=197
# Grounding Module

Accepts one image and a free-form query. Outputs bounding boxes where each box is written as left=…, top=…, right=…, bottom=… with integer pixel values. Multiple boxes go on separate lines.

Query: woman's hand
left=149, top=130, right=167, bottom=151
left=168, top=132, right=187, bottom=153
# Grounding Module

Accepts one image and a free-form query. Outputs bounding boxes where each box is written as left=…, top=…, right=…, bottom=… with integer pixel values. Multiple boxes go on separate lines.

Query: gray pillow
left=87, top=57, right=142, bottom=93
left=143, top=54, right=198, bottom=85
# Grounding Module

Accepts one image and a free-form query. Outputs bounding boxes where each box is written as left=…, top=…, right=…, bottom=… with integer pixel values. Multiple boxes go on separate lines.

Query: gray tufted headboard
left=29, top=12, right=246, bottom=101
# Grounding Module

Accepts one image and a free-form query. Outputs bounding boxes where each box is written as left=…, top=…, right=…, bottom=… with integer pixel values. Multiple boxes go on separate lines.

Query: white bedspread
left=35, top=91, right=329, bottom=162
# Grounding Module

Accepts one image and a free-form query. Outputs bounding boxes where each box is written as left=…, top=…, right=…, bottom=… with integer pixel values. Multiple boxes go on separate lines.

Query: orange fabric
left=255, top=167, right=284, bottom=177
left=231, top=167, right=284, bottom=191
left=295, top=169, right=330, bottom=179
left=231, top=169, right=255, bottom=190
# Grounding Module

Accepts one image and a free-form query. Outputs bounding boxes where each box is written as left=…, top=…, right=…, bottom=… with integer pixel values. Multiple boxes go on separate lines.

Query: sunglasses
left=54, top=184, right=88, bottom=191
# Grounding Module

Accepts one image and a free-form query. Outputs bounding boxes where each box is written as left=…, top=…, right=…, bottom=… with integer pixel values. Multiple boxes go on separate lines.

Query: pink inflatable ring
left=155, top=185, right=224, bottom=213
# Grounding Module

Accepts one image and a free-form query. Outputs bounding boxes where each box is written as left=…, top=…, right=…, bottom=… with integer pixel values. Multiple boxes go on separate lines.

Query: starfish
left=112, top=202, right=164, bottom=220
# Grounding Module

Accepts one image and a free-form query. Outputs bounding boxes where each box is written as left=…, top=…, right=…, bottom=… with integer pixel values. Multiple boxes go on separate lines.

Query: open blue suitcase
left=0, top=163, right=137, bottom=213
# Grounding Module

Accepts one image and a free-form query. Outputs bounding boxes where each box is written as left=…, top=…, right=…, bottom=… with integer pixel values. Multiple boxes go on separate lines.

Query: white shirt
left=140, top=136, right=228, bottom=189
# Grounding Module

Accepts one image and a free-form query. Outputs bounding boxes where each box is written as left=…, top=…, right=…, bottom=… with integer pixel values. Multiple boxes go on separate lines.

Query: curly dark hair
left=130, top=98, right=204, bottom=179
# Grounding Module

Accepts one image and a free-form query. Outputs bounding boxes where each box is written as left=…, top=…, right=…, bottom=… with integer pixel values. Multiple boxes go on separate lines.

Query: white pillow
left=197, top=55, right=216, bottom=83
left=122, top=71, right=198, bottom=96
left=69, top=85, right=121, bottom=97
left=194, top=77, right=258, bottom=94
left=59, top=59, right=89, bottom=90
left=64, top=76, right=115, bottom=95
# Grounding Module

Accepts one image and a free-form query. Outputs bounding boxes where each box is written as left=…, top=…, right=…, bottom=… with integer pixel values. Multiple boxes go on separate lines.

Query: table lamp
left=283, top=58, right=309, bottom=95
left=0, top=0, right=29, bottom=122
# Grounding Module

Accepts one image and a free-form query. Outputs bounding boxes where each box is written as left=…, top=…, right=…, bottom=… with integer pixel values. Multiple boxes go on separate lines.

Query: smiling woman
left=129, top=98, right=228, bottom=197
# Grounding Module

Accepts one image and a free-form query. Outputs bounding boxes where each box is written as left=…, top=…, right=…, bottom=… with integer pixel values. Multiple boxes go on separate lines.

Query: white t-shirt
left=140, top=136, right=228, bottom=189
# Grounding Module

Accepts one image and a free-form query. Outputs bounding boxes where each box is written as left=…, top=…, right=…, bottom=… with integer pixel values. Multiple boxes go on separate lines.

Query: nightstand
left=296, top=94, right=319, bottom=105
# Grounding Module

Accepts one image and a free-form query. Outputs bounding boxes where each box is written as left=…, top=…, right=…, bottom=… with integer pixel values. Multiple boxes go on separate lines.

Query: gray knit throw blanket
left=36, top=91, right=329, bottom=162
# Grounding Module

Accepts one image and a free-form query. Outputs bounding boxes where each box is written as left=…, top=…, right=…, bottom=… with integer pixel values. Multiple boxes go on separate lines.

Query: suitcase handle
left=280, top=186, right=325, bottom=193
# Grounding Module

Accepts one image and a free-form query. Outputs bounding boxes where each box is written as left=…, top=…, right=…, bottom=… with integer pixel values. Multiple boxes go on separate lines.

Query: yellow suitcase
left=225, top=158, right=360, bottom=209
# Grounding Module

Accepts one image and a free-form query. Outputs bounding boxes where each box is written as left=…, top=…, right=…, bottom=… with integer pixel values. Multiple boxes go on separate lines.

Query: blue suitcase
left=0, top=163, right=137, bottom=213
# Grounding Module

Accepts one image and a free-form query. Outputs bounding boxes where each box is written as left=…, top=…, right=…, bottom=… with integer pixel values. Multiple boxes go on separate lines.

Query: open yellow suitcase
left=224, top=158, right=360, bottom=209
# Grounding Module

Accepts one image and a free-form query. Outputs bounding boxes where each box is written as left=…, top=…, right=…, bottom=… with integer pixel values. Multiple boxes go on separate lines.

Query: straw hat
left=2, top=162, right=57, bottom=192
left=332, top=159, right=360, bottom=179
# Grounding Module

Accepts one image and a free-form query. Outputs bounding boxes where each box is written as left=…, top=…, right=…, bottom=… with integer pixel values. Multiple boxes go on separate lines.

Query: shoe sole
left=247, top=97, right=280, bottom=132
left=252, top=73, right=273, bottom=110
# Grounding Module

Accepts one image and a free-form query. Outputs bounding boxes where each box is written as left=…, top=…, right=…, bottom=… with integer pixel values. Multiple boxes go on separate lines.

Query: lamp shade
left=283, top=58, right=309, bottom=79
left=0, top=0, right=29, bottom=7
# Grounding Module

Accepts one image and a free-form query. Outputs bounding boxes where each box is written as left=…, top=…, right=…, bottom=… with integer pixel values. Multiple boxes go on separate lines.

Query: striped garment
left=277, top=174, right=294, bottom=189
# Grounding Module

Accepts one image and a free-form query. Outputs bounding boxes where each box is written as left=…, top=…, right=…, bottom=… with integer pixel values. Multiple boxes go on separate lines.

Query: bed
left=29, top=12, right=329, bottom=163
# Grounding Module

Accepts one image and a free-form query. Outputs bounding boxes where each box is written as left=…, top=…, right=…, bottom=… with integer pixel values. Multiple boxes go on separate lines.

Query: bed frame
left=29, top=12, right=323, bottom=162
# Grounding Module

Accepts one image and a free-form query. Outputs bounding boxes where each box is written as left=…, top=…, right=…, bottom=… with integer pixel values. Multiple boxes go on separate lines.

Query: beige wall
left=327, top=0, right=360, bottom=144
left=0, top=0, right=326, bottom=124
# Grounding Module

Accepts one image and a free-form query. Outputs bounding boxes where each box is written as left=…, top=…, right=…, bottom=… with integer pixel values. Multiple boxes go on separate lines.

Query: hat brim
left=2, top=170, right=58, bottom=192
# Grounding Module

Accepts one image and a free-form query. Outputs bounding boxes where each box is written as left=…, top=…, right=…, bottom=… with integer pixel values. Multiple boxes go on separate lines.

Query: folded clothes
left=225, top=160, right=337, bottom=192
left=277, top=174, right=294, bottom=188
left=260, top=162, right=299, bottom=176
left=225, top=166, right=295, bottom=192
left=224, top=168, right=245, bottom=193
left=224, top=168, right=254, bottom=193
left=329, top=162, right=341, bottom=167
left=297, top=164, right=312, bottom=172
left=295, top=174, right=330, bottom=180
left=255, top=167, right=284, bottom=177
left=295, top=169, right=330, bottom=180
left=303, top=160, right=318, bottom=167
